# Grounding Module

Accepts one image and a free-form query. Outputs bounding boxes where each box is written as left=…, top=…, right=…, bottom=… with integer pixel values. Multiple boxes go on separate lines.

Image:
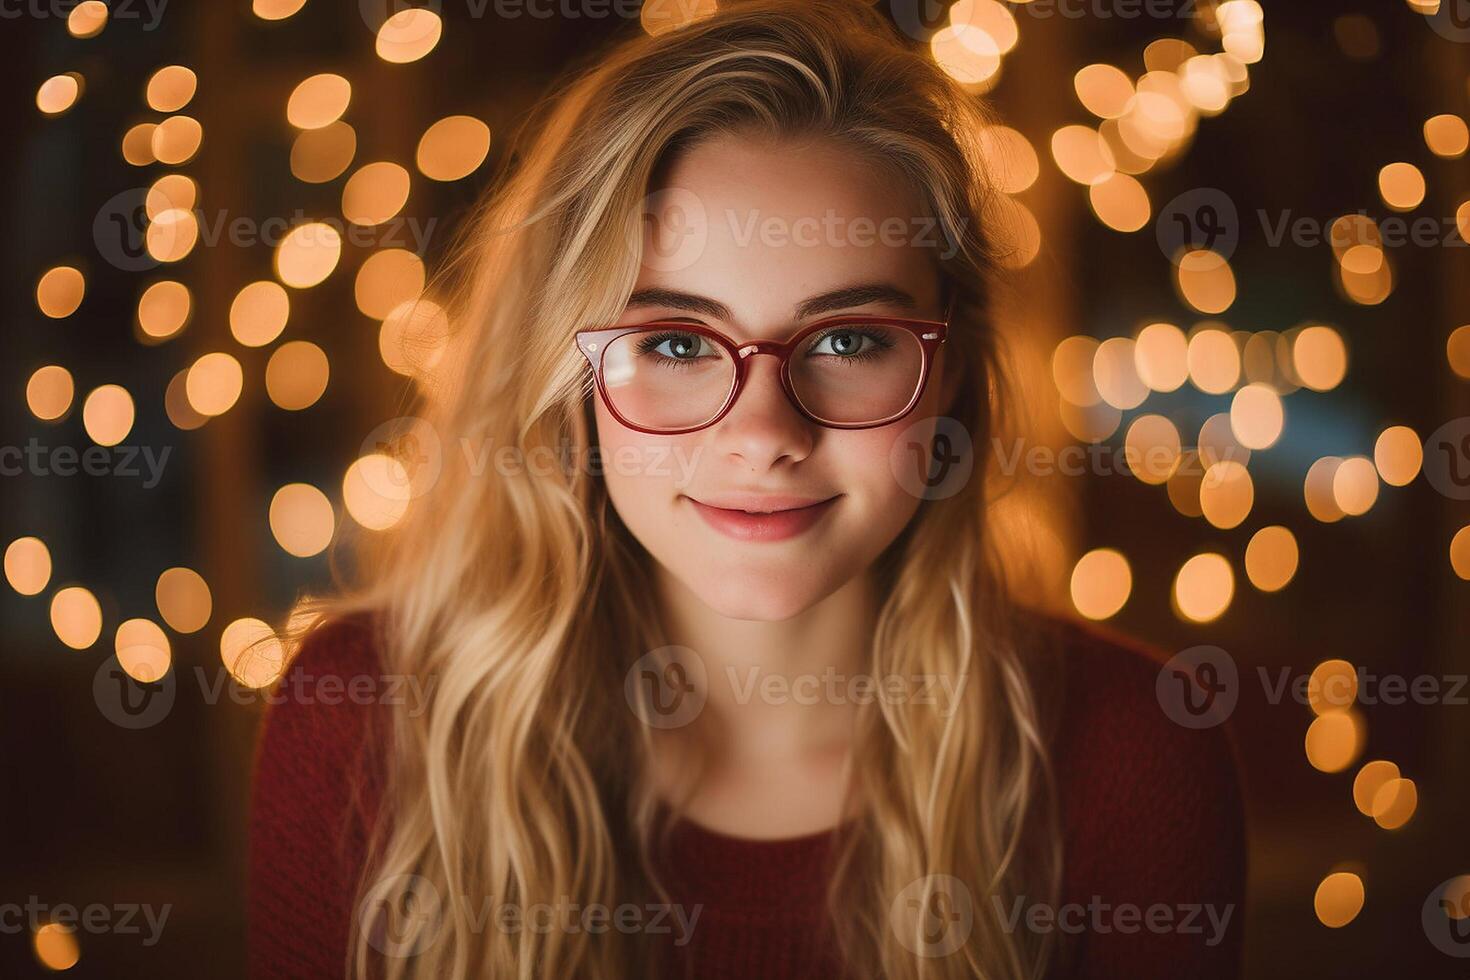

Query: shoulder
left=1025, top=612, right=1247, bottom=974
left=251, top=611, right=392, bottom=789
left=1041, top=614, right=1243, bottom=813
left=249, top=610, right=395, bottom=841
left=1029, top=617, right=1246, bottom=975
left=247, top=611, right=394, bottom=978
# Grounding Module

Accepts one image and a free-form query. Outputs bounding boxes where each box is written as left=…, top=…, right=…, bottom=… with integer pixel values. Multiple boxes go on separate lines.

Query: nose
left=709, top=353, right=814, bottom=469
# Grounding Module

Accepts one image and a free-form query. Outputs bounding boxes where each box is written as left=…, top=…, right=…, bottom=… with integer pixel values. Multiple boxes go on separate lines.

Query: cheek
left=593, top=395, right=696, bottom=516
left=838, top=425, right=928, bottom=530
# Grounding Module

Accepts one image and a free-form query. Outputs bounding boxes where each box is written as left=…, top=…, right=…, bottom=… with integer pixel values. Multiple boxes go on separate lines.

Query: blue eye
left=807, top=328, right=894, bottom=359
left=636, top=332, right=716, bottom=360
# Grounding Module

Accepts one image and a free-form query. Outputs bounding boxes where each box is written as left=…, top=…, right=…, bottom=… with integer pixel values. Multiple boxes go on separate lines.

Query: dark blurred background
left=2, top=0, right=1468, bottom=976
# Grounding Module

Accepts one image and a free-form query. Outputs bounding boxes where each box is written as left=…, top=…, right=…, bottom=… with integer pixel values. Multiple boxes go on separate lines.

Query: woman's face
left=593, top=133, right=955, bottom=621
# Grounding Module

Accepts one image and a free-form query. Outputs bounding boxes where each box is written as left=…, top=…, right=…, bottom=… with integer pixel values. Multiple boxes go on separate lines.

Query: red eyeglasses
left=575, top=299, right=953, bottom=435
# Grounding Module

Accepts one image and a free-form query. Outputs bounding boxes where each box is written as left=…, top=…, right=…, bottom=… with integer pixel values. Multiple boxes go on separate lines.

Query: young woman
left=248, top=2, right=1246, bottom=978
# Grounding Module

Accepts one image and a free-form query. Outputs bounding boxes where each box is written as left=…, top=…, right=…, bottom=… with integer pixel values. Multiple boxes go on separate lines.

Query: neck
left=653, top=567, right=876, bottom=762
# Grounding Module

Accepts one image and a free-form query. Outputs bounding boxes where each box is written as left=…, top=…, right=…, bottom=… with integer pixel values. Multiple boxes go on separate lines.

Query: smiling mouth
left=687, top=493, right=839, bottom=514
left=682, top=495, right=840, bottom=543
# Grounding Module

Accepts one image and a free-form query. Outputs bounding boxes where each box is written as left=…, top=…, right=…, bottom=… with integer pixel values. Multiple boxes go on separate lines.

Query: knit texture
left=247, top=614, right=1245, bottom=979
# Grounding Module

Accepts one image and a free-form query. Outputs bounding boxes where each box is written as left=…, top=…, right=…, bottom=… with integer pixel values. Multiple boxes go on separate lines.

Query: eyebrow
left=623, top=282, right=919, bottom=321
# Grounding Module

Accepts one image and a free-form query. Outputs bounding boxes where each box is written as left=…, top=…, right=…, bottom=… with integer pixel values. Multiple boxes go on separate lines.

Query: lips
left=683, top=493, right=839, bottom=543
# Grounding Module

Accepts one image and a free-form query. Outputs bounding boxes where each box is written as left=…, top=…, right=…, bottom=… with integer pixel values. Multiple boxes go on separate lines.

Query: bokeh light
left=26, top=366, right=74, bottom=421
left=976, top=126, right=1038, bottom=194
left=50, top=586, right=102, bottom=650
left=1293, top=326, right=1347, bottom=391
left=1173, top=552, right=1234, bottom=623
left=1424, top=114, right=1468, bottom=158
left=220, top=617, right=286, bottom=689
left=269, top=483, right=335, bottom=557
left=32, top=923, right=80, bottom=971
left=36, top=74, right=81, bottom=116
left=81, top=385, right=134, bottom=447
left=115, top=618, right=171, bottom=683
left=1051, top=125, right=1115, bottom=185
left=1378, top=162, right=1425, bottom=211
left=1175, top=250, right=1236, bottom=315
left=379, top=297, right=451, bottom=379
left=287, top=73, right=351, bottom=130
left=1069, top=548, right=1132, bottom=621
left=342, top=162, right=412, bottom=227
left=229, top=281, right=291, bottom=347
left=1199, top=460, right=1253, bottom=529
left=1373, top=425, right=1422, bottom=486
left=1451, top=526, right=1470, bottom=581
left=290, top=121, right=357, bottom=183
left=137, top=280, right=193, bottom=340
left=375, top=8, right=443, bottom=63
left=1134, top=322, right=1189, bottom=392
left=151, top=115, right=203, bottom=165
left=145, top=208, right=199, bottom=263
left=67, top=0, right=108, bottom=38
left=5, top=537, right=52, bottom=596
left=343, top=455, right=413, bottom=531
left=1245, top=526, right=1298, bottom=592
left=1305, top=709, right=1363, bottom=773
left=155, top=567, right=211, bottom=634
left=146, top=66, right=197, bottom=112
left=1353, top=760, right=1400, bottom=817
left=186, top=353, right=245, bottom=417
left=416, top=116, right=492, bottom=182
left=274, top=222, right=343, bottom=288
left=265, top=341, right=330, bottom=411
left=1124, top=414, right=1181, bottom=485
left=1230, top=383, right=1284, bottom=449
left=1371, top=777, right=1418, bottom=830
left=36, top=266, right=85, bottom=319
left=355, top=249, right=426, bottom=320
left=641, top=0, right=717, bottom=35
left=1314, top=872, right=1364, bottom=928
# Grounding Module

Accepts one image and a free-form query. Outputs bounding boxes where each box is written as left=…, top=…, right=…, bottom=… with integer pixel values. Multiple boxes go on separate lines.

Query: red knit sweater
left=247, top=614, right=1246, bottom=979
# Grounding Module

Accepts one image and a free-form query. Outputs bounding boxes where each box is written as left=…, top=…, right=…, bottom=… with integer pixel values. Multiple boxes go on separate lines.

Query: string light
left=9, top=0, right=1447, bottom=940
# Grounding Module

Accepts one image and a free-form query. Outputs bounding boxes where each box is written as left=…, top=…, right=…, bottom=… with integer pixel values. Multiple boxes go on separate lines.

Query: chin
left=687, top=565, right=834, bottom=622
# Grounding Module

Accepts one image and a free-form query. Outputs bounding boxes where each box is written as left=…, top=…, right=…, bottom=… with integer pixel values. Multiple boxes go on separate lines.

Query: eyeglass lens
left=599, top=322, right=925, bottom=430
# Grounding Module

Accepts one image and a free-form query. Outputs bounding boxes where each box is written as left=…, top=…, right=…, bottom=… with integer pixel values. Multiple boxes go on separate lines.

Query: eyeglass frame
left=574, top=293, right=955, bottom=435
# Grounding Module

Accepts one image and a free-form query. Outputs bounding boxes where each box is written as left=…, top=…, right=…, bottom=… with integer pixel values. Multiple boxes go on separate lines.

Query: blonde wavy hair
left=288, top=1, right=1062, bottom=977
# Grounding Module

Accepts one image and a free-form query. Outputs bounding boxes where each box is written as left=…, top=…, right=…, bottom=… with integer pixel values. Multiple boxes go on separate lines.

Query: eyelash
left=634, top=331, right=711, bottom=369
left=633, top=327, right=897, bottom=363
left=807, top=327, right=895, bottom=363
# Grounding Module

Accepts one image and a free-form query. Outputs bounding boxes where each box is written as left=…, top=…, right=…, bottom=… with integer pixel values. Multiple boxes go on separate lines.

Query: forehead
left=636, top=133, right=941, bottom=323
